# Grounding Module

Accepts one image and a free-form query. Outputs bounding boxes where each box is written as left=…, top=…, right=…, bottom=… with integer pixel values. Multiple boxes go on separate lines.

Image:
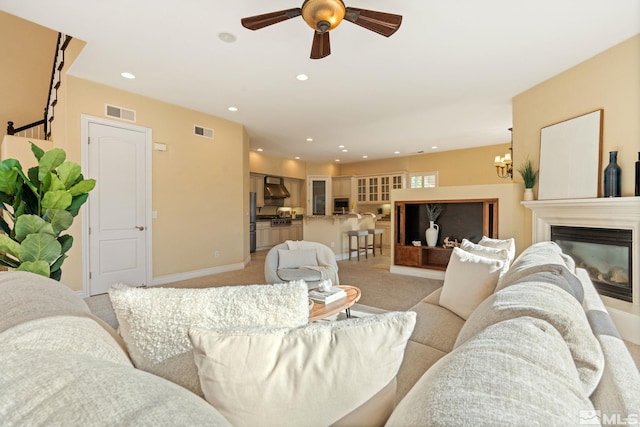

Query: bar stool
left=367, top=228, right=384, bottom=256
left=347, top=230, right=369, bottom=261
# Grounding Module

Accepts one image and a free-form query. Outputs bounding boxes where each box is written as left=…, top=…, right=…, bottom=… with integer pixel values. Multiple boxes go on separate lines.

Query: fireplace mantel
left=523, top=197, right=640, bottom=344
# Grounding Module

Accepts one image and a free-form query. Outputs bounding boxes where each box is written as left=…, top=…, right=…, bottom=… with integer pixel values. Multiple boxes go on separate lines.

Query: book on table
left=308, top=287, right=347, bottom=304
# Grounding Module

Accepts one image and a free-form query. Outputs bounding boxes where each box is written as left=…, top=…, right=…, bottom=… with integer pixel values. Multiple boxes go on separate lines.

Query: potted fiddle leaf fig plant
left=0, top=142, right=96, bottom=280
left=517, top=157, right=538, bottom=201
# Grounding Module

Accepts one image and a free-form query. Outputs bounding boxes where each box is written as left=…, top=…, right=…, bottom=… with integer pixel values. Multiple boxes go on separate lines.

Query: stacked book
left=308, top=287, right=347, bottom=304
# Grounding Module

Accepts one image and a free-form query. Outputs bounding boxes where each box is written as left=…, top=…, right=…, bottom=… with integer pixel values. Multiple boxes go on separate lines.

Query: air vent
left=194, top=125, right=214, bottom=139
left=105, top=104, right=136, bottom=122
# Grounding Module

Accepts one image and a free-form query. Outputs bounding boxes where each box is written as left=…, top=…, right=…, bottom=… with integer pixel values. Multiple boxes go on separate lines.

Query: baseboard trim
left=151, top=260, right=247, bottom=286
left=389, top=265, right=445, bottom=280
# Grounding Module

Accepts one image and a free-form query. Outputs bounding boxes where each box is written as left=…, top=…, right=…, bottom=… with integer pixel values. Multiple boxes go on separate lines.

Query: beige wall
left=338, top=143, right=512, bottom=186
left=0, top=11, right=56, bottom=141
left=513, top=34, right=640, bottom=197
left=248, top=151, right=338, bottom=178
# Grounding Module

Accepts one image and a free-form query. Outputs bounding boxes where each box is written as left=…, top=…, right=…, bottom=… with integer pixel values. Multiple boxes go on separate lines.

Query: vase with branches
left=425, top=204, right=443, bottom=247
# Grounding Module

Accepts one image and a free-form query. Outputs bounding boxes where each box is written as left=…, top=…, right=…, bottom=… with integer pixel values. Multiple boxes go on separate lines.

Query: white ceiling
left=2, top=0, right=639, bottom=163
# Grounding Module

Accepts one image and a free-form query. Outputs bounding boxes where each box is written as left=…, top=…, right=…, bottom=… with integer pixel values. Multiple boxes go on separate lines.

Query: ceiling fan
left=241, top=0, right=402, bottom=59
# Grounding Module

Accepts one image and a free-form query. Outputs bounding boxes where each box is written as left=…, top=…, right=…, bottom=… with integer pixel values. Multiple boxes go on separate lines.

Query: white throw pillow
left=478, top=235, right=516, bottom=263
left=277, top=249, right=318, bottom=269
left=108, top=282, right=309, bottom=396
left=189, top=311, right=417, bottom=427
left=460, top=239, right=511, bottom=274
left=439, top=247, right=504, bottom=319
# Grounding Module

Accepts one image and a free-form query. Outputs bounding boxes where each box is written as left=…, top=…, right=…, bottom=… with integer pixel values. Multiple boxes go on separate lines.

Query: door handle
left=136, top=226, right=145, bottom=231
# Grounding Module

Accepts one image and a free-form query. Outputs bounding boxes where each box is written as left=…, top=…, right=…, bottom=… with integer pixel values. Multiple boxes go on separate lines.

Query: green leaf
left=0, top=168, right=19, bottom=195
left=49, top=266, right=62, bottom=281
left=16, top=260, right=50, bottom=277
left=41, top=190, right=72, bottom=211
left=66, top=193, right=89, bottom=216
left=48, top=173, right=66, bottom=192
left=15, top=215, right=55, bottom=242
left=68, top=179, right=96, bottom=196
left=0, top=215, right=11, bottom=235
left=58, top=234, right=73, bottom=254
left=50, top=254, right=66, bottom=274
left=57, top=162, right=82, bottom=189
left=19, top=233, right=61, bottom=264
left=38, top=148, right=66, bottom=182
left=30, top=142, right=45, bottom=162
left=44, top=209, right=74, bottom=234
left=0, top=253, right=19, bottom=268
left=0, top=234, right=21, bottom=258
left=0, top=159, right=22, bottom=172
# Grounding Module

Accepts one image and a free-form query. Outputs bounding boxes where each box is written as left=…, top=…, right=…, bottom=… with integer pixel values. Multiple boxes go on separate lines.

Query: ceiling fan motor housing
left=302, top=0, right=346, bottom=33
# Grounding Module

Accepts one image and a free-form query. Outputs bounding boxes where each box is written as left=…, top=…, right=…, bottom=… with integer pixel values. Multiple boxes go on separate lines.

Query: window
left=409, top=172, right=438, bottom=188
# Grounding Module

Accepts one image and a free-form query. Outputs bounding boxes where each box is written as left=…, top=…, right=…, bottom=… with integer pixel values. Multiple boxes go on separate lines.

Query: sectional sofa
left=0, top=241, right=638, bottom=426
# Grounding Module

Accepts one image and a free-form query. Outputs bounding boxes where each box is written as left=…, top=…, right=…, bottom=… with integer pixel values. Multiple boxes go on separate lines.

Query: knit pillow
left=108, top=282, right=309, bottom=396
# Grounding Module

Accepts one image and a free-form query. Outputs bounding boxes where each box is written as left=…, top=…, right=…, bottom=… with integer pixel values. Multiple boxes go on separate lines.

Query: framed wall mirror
left=538, top=109, right=603, bottom=200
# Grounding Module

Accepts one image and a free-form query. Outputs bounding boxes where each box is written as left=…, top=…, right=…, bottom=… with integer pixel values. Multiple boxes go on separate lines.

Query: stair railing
left=6, top=33, right=72, bottom=140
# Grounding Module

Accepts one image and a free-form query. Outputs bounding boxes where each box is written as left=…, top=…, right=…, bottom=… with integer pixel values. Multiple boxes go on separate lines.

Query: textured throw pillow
left=0, top=349, right=231, bottom=426
left=496, top=241, right=578, bottom=293
left=439, top=247, right=504, bottom=319
left=189, top=311, right=416, bottom=427
left=460, top=239, right=511, bottom=274
left=108, top=282, right=309, bottom=396
left=478, top=235, right=516, bottom=263
left=386, top=317, right=595, bottom=427
left=454, top=282, right=604, bottom=395
left=277, top=249, right=318, bottom=269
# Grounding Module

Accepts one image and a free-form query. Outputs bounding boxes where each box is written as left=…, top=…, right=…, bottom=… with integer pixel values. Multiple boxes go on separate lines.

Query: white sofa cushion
left=455, top=281, right=604, bottom=395
left=189, top=311, right=416, bottom=427
left=0, top=349, right=231, bottom=426
left=460, top=238, right=511, bottom=274
left=478, top=235, right=516, bottom=263
left=439, top=247, right=503, bottom=319
left=277, top=249, right=318, bottom=269
left=108, top=282, right=309, bottom=396
left=386, top=317, right=595, bottom=426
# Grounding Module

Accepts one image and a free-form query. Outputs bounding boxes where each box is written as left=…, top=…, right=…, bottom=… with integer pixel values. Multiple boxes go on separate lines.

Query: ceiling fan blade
left=241, top=8, right=302, bottom=30
left=344, top=8, right=402, bottom=37
left=310, top=31, right=331, bottom=59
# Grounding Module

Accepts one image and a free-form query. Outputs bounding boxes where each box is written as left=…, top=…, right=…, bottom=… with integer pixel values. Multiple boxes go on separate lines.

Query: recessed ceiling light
left=297, top=74, right=309, bottom=81
left=431, top=146, right=439, bottom=149
left=306, top=138, right=313, bottom=142
left=342, top=149, right=348, bottom=152
left=294, top=156, right=300, bottom=160
left=218, top=32, right=236, bottom=43
left=338, top=145, right=345, bottom=148
left=228, top=106, right=238, bottom=112
left=121, top=72, right=136, bottom=79
left=394, top=151, right=400, bottom=154
left=257, top=148, right=263, bottom=152
left=362, top=155, right=368, bottom=159
left=335, top=159, right=341, bottom=162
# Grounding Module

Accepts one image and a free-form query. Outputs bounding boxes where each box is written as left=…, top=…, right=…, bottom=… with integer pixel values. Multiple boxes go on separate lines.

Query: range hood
left=264, top=176, right=290, bottom=199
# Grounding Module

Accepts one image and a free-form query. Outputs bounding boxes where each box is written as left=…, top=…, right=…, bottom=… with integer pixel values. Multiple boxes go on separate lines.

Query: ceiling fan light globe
left=302, top=0, right=346, bottom=32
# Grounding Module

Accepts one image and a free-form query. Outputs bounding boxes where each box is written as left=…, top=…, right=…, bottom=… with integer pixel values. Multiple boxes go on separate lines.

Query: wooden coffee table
left=308, top=285, right=361, bottom=322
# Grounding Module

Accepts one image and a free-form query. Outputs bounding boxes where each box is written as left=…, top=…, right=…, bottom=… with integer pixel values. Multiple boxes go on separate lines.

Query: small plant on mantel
left=425, top=203, right=443, bottom=222
left=517, top=157, right=539, bottom=189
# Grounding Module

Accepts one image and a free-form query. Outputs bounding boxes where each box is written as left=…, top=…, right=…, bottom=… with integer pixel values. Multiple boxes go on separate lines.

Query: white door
left=85, top=119, right=151, bottom=295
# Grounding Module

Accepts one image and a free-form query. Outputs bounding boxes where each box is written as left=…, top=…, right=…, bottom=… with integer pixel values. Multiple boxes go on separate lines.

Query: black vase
left=604, top=151, right=621, bottom=197
left=636, top=152, right=640, bottom=197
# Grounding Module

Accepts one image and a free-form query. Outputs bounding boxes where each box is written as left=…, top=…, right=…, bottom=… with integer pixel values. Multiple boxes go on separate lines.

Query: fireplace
left=551, top=226, right=632, bottom=302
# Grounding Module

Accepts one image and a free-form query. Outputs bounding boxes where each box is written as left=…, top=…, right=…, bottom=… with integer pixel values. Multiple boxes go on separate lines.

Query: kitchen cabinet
left=250, top=174, right=265, bottom=208
left=376, top=222, right=391, bottom=246
left=284, top=178, right=302, bottom=208
left=307, top=175, right=331, bottom=216
left=356, top=173, right=406, bottom=204
left=256, top=221, right=271, bottom=250
left=332, top=176, right=353, bottom=198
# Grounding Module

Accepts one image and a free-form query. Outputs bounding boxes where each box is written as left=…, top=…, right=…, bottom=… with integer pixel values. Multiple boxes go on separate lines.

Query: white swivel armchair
left=264, top=241, right=339, bottom=288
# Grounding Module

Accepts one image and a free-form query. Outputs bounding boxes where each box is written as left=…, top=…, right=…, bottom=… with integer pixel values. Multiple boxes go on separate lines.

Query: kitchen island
left=303, top=214, right=377, bottom=260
